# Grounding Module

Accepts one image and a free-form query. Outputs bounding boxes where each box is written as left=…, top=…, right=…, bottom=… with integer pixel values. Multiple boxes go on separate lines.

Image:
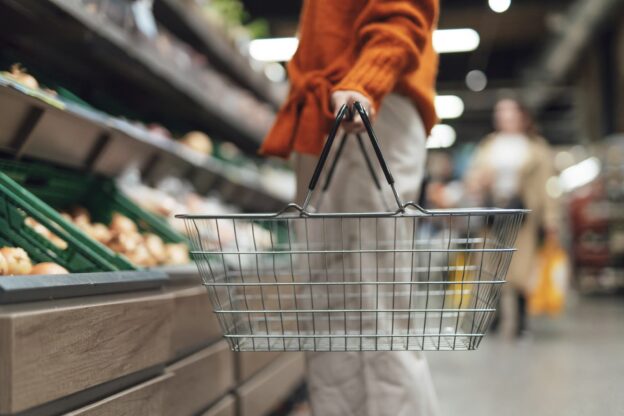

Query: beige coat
left=468, top=134, right=559, bottom=293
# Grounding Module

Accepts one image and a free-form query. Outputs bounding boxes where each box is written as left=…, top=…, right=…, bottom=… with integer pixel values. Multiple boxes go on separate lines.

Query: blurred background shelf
left=0, top=0, right=275, bottom=152
left=153, top=0, right=283, bottom=107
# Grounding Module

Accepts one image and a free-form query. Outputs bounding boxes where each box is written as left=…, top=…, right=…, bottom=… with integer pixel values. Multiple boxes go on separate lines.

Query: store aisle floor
left=427, top=295, right=624, bottom=416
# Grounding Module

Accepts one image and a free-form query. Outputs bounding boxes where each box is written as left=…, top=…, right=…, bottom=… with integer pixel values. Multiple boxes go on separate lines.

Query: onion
left=60, top=212, right=73, bottom=222
left=144, top=233, right=167, bottom=264
left=70, top=206, right=91, bottom=225
left=25, top=217, right=67, bottom=249
left=125, top=245, right=157, bottom=267
left=9, top=64, right=39, bottom=89
left=0, top=247, right=33, bottom=275
left=165, top=243, right=190, bottom=265
left=25, top=217, right=52, bottom=239
left=30, top=262, right=69, bottom=275
left=107, top=232, right=143, bottom=254
left=48, top=234, right=69, bottom=250
left=181, top=131, right=213, bottom=155
left=88, top=223, right=112, bottom=244
left=0, top=252, right=8, bottom=275
left=110, top=213, right=138, bottom=234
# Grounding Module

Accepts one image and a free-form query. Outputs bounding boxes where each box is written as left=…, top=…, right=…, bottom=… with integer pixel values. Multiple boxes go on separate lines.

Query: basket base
left=225, top=334, right=481, bottom=352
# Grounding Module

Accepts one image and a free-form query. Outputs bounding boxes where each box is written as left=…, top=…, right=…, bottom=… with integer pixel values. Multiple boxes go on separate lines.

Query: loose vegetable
left=0, top=247, right=33, bottom=275
left=30, top=262, right=69, bottom=275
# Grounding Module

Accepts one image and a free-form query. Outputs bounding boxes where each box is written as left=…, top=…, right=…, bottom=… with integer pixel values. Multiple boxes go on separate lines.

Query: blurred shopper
left=260, top=1, right=440, bottom=415
left=466, top=98, right=559, bottom=337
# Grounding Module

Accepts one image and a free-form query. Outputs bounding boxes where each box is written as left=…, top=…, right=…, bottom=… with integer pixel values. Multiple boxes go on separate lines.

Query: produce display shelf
left=1, top=0, right=274, bottom=153
left=0, top=80, right=288, bottom=212
left=0, top=270, right=168, bottom=304
left=153, top=0, right=283, bottom=108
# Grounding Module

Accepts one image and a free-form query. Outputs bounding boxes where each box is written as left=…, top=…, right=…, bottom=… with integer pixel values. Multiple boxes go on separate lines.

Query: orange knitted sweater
left=260, top=0, right=439, bottom=157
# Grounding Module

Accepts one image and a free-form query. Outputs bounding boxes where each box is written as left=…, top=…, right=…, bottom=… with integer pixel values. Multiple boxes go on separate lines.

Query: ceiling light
left=249, top=37, right=299, bottom=62
left=466, top=70, right=488, bottom=92
left=433, top=29, right=480, bottom=53
left=559, top=157, right=601, bottom=192
left=251, top=30, right=480, bottom=62
left=488, top=0, right=511, bottom=13
left=435, top=95, right=464, bottom=119
left=427, top=124, right=457, bottom=149
left=264, top=62, right=286, bottom=82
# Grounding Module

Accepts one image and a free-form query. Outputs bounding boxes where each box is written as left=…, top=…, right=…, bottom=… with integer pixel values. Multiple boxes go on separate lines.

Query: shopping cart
left=178, top=102, right=527, bottom=352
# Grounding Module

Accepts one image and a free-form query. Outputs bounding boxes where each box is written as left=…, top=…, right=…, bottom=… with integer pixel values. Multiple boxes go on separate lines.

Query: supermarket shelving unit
left=153, top=0, right=284, bottom=107
left=0, top=2, right=304, bottom=415
left=0, top=0, right=277, bottom=152
left=0, top=79, right=287, bottom=211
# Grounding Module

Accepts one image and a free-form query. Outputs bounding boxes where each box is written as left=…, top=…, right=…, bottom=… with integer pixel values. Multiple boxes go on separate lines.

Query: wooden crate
left=169, top=285, right=223, bottom=360
left=200, top=394, right=236, bottom=416
left=64, top=373, right=172, bottom=416
left=236, top=353, right=305, bottom=416
left=0, top=291, right=173, bottom=415
left=165, top=341, right=235, bottom=416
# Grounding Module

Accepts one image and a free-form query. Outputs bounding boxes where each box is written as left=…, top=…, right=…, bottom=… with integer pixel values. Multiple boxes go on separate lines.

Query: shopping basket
left=178, top=102, right=527, bottom=352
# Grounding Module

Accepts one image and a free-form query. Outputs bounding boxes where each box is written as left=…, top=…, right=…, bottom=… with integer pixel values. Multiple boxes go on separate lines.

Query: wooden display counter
left=0, top=290, right=173, bottom=415
left=0, top=270, right=304, bottom=416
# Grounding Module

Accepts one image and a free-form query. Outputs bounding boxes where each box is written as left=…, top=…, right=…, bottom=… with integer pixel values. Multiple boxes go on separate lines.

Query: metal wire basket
left=179, top=103, right=527, bottom=352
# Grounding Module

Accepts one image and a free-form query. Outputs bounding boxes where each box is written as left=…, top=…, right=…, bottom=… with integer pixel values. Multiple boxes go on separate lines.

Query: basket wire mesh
left=179, top=103, right=527, bottom=352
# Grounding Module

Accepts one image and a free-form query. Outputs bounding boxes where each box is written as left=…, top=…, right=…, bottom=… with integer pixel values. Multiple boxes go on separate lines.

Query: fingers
left=331, top=91, right=376, bottom=133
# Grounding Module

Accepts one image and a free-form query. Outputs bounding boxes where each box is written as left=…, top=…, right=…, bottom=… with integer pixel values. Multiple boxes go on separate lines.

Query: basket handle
left=301, top=102, right=404, bottom=212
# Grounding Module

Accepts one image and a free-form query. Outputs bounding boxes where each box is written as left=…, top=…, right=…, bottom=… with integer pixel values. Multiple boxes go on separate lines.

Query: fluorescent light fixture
left=559, top=157, right=601, bottom=192
left=427, top=124, right=456, bottom=149
left=264, top=62, right=286, bottom=82
left=435, top=95, right=464, bottom=119
left=433, top=29, right=480, bottom=53
left=250, top=29, right=479, bottom=63
left=249, top=37, right=299, bottom=62
left=489, top=0, right=511, bottom=13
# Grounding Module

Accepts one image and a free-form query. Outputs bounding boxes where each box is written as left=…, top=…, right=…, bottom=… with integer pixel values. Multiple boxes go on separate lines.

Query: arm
left=332, top=0, right=438, bottom=130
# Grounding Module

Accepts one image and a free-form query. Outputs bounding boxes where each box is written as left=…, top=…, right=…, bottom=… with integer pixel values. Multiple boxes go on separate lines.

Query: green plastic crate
left=0, top=172, right=134, bottom=272
left=0, top=159, right=187, bottom=244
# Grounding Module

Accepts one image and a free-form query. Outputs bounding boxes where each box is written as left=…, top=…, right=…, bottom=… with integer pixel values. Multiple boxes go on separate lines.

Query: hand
left=331, top=90, right=376, bottom=133
left=545, top=227, right=560, bottom=245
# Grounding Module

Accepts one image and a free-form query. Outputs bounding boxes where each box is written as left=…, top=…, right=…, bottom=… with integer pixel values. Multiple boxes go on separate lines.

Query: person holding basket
left=261, top=1, right=441, bottom=415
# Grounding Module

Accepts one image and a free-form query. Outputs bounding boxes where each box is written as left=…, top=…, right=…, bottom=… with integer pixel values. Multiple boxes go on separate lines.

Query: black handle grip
left=354, top=101, right=395, bottom=186
left=304, top=101, right=401, bottom=213
left=307, top=104, right=349, bottom=191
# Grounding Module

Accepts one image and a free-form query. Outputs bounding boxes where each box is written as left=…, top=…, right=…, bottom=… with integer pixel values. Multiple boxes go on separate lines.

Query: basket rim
left=175, top=202, right=530, bottom=220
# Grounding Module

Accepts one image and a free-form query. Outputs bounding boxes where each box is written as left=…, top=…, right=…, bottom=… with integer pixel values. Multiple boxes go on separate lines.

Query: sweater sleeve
left=332, top=0, right=437, bottom=106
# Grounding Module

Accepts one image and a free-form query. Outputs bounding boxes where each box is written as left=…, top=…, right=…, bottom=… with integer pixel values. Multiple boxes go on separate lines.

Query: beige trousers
left=294, top=94, right=440, bottom=416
